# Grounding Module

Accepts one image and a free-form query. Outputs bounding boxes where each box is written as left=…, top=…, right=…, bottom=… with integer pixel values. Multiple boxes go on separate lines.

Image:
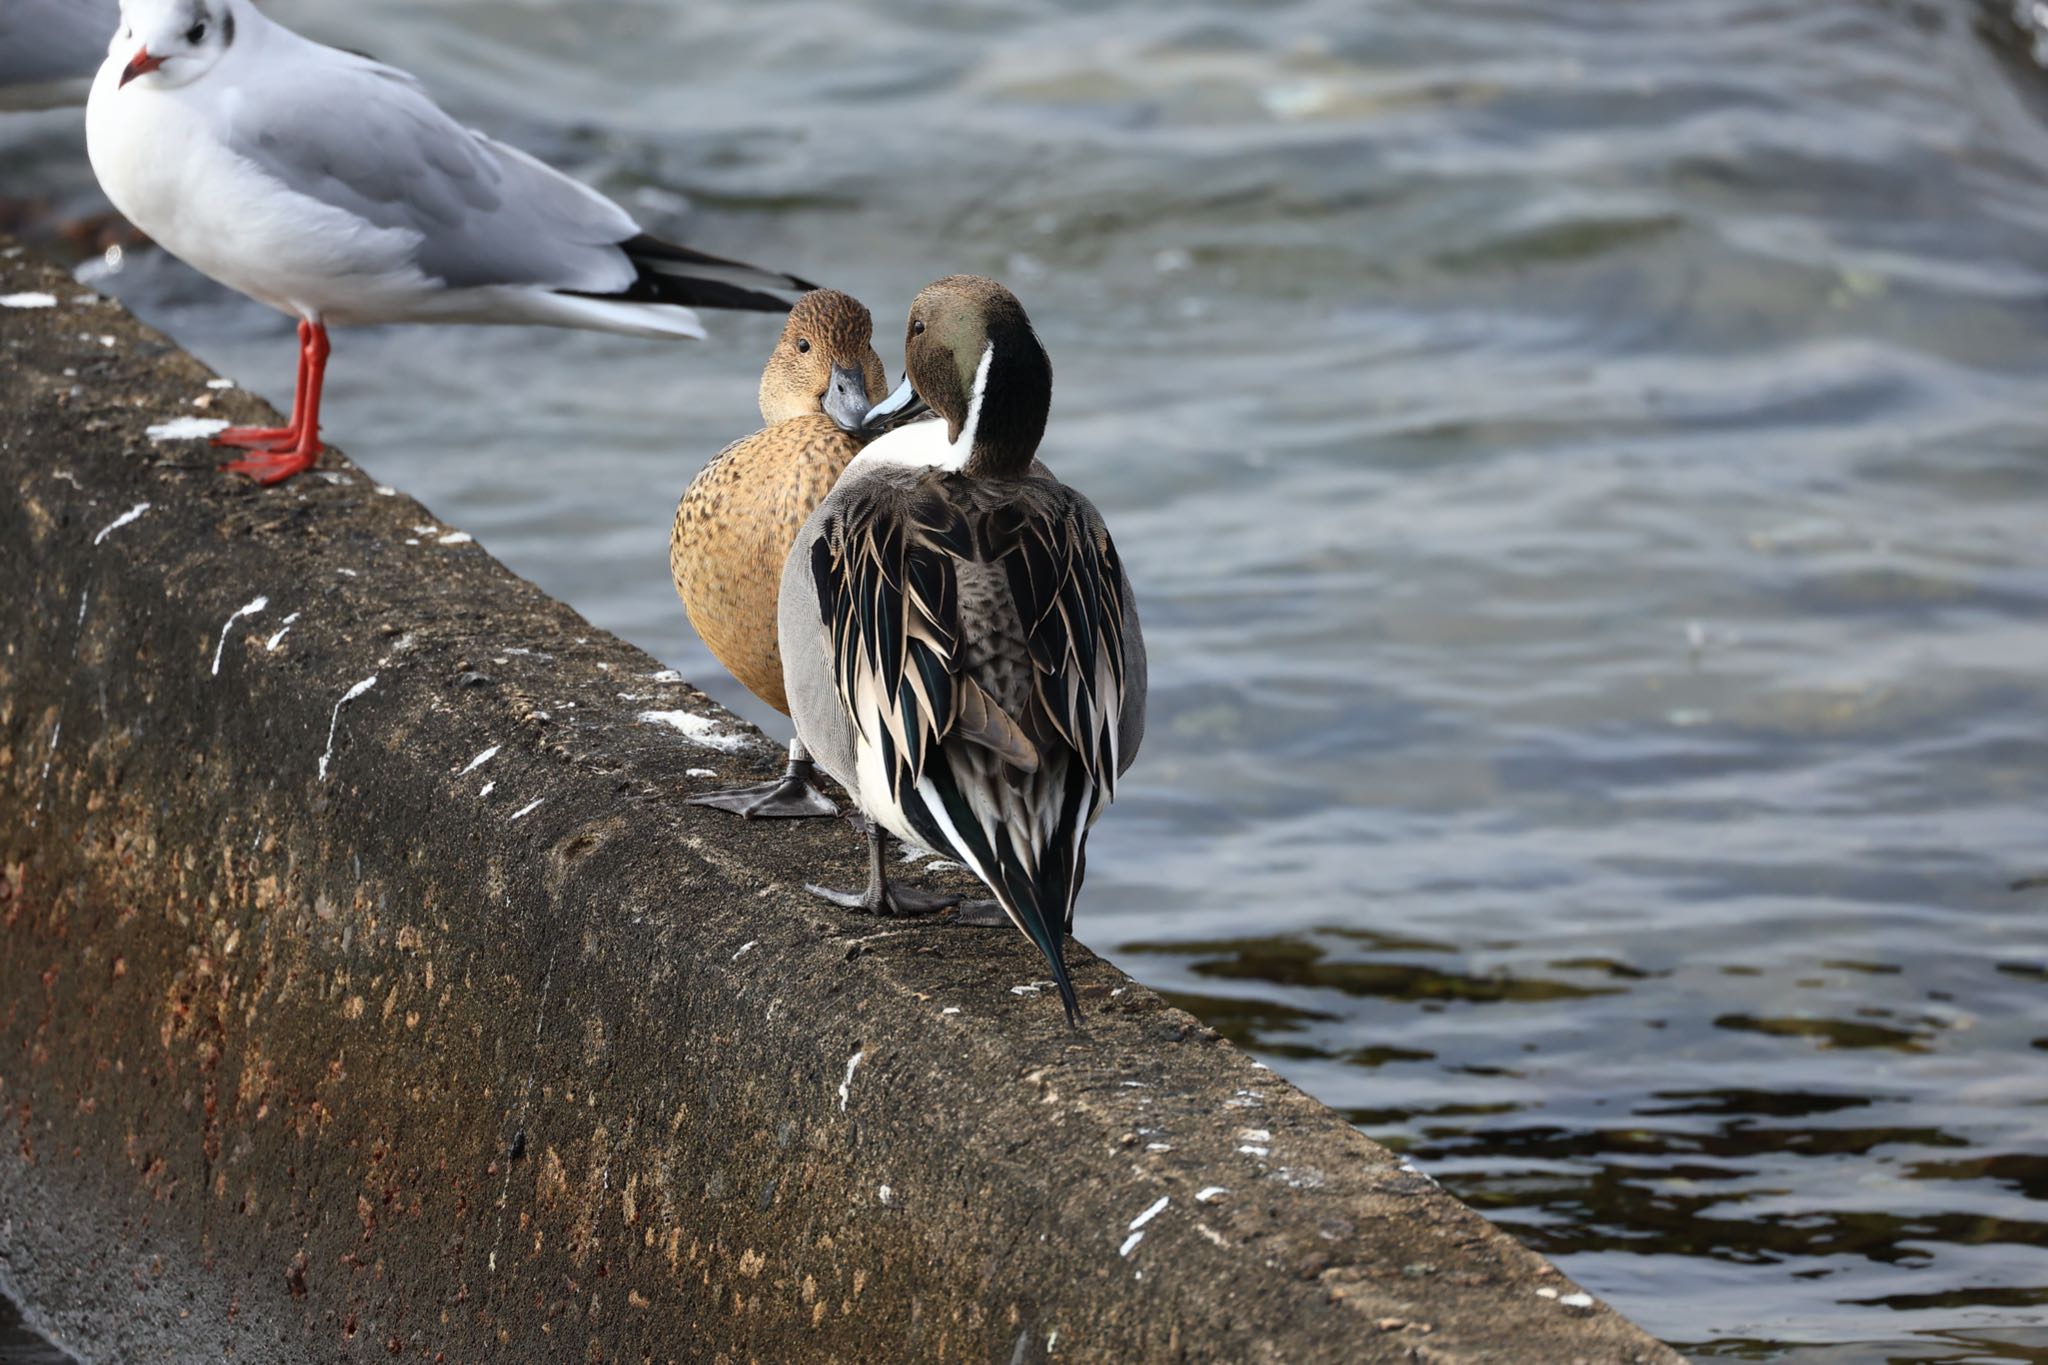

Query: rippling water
left=10, top=0, right=2048, bottom=1358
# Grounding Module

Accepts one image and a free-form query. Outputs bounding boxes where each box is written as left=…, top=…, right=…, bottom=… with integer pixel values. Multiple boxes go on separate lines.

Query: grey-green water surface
left=8, top=0, right=2048, bottom=1359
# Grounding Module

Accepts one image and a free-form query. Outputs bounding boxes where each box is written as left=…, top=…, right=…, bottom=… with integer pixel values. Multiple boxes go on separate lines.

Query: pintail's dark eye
left=186, top=21, right=207, bottom=43
left=796, top=338, right=811, bottom=354
left=911, top=319, right=926, bottom=336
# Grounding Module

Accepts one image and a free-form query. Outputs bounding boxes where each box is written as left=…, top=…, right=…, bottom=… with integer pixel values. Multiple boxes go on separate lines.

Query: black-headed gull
left=0, top=0, right=117, bottom=110
left=86, top=0, right=819, bottom=484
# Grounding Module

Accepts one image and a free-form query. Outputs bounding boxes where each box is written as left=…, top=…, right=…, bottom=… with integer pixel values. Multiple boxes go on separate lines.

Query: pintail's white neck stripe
left=845, top=341, right=995, bottom=475
left=948, top=341, right=996, bottom=466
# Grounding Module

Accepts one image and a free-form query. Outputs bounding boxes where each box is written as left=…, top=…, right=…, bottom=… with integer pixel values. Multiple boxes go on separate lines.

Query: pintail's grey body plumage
left=778, top=275, right=1145, bottom=1021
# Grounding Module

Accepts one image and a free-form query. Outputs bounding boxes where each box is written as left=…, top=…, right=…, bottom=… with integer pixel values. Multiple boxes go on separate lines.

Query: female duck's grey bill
left=860, top=374, right=930, bottom=431
left=823, top=362, right=872, bottom=434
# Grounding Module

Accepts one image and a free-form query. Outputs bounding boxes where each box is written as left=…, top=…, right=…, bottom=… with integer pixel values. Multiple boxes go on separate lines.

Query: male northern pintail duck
left=87, top=0, right=815, bottom=484
left=1, top=0, right=116, bottom=109
left=778, top=275, right=1146, bottom=1023
left=670, top=289, right=887, bottom=818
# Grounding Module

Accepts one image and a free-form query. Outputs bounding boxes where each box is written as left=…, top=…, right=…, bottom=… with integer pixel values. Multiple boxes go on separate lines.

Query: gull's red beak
left=119, top=48, right=164, bottom=87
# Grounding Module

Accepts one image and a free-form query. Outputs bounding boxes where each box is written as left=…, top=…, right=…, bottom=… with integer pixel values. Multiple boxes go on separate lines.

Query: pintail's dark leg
left=806, top=819, right=962, bottom=917
left=689, top=739, right=838, bottom=819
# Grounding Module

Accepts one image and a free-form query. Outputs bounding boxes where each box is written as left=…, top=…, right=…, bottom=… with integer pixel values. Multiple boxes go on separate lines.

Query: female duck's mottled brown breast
left=671, top=413, right=865, bottom=714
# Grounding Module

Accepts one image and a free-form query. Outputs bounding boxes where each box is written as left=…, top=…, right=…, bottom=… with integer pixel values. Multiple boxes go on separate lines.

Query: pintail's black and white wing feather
left=805, top=466, right=1141, bottom=1018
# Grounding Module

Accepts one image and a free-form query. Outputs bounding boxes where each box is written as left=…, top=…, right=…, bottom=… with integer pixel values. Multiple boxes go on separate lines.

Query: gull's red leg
left=214, top=319, right=311, bottom=450
left=222, top=322, right=330, bottom=485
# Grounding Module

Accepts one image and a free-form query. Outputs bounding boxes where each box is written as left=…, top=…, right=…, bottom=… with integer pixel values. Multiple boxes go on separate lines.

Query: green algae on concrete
left=0, top=242, right=1684, bottom=1364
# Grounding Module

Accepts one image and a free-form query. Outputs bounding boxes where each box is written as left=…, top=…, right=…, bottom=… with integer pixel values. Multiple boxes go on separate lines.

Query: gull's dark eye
left=186, top=21, right=207, bottom=43
left=796, top=338, right=810, bottom=354
left=911, top=319, right=926, bottom=336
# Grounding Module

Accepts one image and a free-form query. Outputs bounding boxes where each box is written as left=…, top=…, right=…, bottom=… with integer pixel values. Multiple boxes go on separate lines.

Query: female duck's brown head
left=861, top=275, right=1052, bottom=478
left=757, top=289, right=890, bottom=431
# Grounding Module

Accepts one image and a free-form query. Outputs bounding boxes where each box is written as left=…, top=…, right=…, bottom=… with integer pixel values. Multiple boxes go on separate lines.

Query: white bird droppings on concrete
left=941, top=1006, right=961, bottom=1016
left=732, top=941, right=757, bottom=962
left=1195, top=1186, right=1228, bottom=1203
left=1128, top=1196, right=1169, bottom=1231
left=1145, top=1142, right=1172, bottom=1152
left=686, top=767, right=717, bottom=778
left=478, top=782, right=495, bottom=799
left=145, top=416, right=230, bottom=441
left=1559, top=1292, right=1594, bottom=1309
left=877, top=1185, right=894, bottom=1206
left=638, top=710, right=747, bottom=752
left=206, top=377, right=235, bottom=390
left=1237, top=1128, right=1271, bottom=1143
left=0, top=292, right=57, bottom=308
left=92, top=502, right=150, bottom=545
left=211, top=596, right=268, bottom=675
left=1535, top=1288, right=1559, bottom=1300
left=1119, top=1230, right=1145, bottom=1258
left=265, top=612, right=301, bottom=651
left=1237, top=1145, right=1270, bottom=1157
left=438, top=531, right=473, bottom=545
left=318, top=676, right=378, bottom=781
left=838, top=1050, right=864, bottom=1111
left=460, top=745, right=501, bottom=775
left=510, top=798, right=544, bottom=821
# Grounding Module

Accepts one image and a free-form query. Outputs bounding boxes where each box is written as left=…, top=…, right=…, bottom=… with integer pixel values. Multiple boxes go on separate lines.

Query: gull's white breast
left=86, top=64, right=429, bottom=322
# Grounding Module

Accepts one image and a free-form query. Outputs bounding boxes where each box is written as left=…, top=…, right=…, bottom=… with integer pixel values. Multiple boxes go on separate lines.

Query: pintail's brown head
left=862, top=275, right=1052, bottom=478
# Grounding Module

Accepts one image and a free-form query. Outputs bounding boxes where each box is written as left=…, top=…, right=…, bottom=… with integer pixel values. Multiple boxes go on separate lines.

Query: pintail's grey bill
left=861, top=374, right=930, bottom=431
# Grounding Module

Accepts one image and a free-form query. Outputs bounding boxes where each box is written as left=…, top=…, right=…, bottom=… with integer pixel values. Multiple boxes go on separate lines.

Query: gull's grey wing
left=0, top=0, right=116, bottom=101
left=218, top=49, right=640, bottom=294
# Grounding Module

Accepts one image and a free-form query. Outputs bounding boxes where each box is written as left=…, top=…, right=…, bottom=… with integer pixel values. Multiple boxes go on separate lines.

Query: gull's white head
left=111, top=0, right=236, bottom=91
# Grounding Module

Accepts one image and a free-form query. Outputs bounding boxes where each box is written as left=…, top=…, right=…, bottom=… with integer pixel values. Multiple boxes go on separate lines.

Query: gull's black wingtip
left=613, top=233, right=819, bottom=314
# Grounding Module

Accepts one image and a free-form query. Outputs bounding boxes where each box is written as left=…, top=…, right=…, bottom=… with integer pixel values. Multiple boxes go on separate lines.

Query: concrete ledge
left=0, top=243, right=1683, bottom=1364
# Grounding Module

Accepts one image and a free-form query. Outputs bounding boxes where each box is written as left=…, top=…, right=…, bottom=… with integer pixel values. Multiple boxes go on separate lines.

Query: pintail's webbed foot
left=949, top=900, right=1008, bottom=928
left=804, top=879, right=962, bottom=918
left=806, top=818, right=961, bottom=916
left=688, top=756, right=838, bottom=819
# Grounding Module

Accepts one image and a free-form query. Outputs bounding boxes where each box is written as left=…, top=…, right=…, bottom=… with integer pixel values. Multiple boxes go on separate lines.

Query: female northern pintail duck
left=87, top=0, right=814, bottom=484
left=670, top=289, right=887, bottom=818
left=778, top=275, right=1146, bottom=1023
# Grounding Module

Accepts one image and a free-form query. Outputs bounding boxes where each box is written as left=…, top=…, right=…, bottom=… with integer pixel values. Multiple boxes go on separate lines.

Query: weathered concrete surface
left=0, top=241, right=1685, bottom=1365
